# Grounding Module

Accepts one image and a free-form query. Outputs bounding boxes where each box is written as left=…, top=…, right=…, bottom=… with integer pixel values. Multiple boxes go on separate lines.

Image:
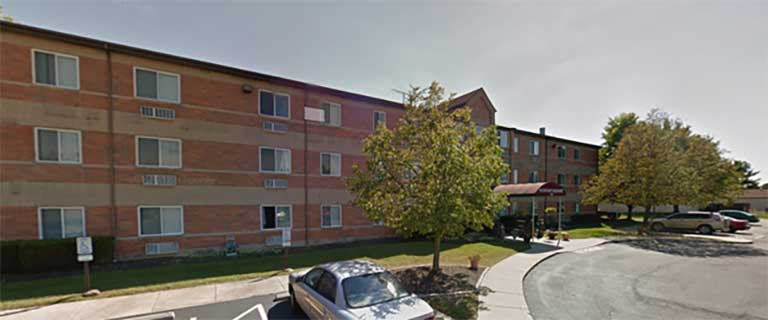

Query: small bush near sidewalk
left=425, top=293, right=479, bottom=320
left=0, top=239, right=527, bottom=310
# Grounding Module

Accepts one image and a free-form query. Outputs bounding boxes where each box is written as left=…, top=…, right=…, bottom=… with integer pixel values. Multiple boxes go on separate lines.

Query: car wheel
left=651, top=223, right=665, bottom=232
left=697, top=225, right=713, bottom=235
left=728, top=228, right=737, bottom=233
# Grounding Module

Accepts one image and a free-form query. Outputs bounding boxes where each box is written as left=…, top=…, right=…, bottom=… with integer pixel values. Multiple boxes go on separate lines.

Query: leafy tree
left=762, top=182, right=768, bottom=190
left=0, top=6, right=13, bottom=22
left=598, top=112, right=639, bottom=164
left=347, top=82, right=509, bottom=271
left=734, top=160, right=761, bottom=189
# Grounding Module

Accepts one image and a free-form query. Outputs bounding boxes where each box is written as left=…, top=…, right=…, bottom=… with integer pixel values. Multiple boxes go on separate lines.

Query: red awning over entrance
left=494, top=182, right=566, bottom=197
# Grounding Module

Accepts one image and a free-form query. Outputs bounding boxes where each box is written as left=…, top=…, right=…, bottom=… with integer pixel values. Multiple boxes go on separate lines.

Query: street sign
left=77, top=237, right=93, bottom=255
left=282, top=229, right=291, bottom=247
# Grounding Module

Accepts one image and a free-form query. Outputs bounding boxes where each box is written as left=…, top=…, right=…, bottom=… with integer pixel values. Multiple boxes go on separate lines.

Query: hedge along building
left=0, top=21, right=599, bottom=260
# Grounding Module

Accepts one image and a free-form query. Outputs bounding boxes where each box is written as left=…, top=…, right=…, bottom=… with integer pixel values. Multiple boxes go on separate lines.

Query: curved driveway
left=524, top=228, right=768, bottom=320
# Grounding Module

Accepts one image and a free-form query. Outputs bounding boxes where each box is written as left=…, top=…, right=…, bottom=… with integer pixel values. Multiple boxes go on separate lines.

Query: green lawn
left=0, top=239, right=527, bottom=310
left=565, top=219, right=639, bottom=239
left=754, top=211, right=768, bottom=219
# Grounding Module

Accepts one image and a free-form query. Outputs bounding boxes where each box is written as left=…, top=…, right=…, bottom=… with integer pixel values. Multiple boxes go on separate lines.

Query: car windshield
left=342, top=271, right=410, bottom=308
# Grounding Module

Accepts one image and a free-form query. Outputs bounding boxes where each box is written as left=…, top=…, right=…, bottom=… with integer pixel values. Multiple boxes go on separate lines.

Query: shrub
left=570, top=214, right=604, bottom=227
left=1, top=236, right=113, bottom=274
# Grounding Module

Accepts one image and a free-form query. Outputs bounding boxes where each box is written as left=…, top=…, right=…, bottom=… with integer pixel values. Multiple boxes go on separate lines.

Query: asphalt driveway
left=524, top=227, right=768, bottom=320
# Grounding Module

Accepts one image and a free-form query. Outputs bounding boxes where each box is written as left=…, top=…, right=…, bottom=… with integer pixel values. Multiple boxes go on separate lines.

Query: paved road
left=118, top=293, right=308, bottom=320
left=524, top=226, right=768, bottom=320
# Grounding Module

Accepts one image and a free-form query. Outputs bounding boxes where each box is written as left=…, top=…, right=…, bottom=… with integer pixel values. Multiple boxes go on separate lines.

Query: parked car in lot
left=719, top=209, right=760, bottom=223
left=650, top=211, right=726, bottom=234
left=288, top=260, right=435, bottom=320
left=723, top=216, right=751, bottom=233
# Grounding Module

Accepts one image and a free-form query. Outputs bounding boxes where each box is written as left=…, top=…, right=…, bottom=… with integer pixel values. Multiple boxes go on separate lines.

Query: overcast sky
left=4, top=0, right=767, bottom=182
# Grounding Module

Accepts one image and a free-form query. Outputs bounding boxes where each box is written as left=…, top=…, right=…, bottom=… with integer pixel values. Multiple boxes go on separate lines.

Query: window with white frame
left=260, top=147, right=291, bottom=174
left=261, top=205, right=291, bottom=230
left=321, top=102, right=341, bottom=126
left=529, top=140, right=539, bottom=156
left=513, top=169, right=519, bottom=184
left=36, top=128, right=81, bottom=164
left=139, top=206, right=183, bottom=236
left=574, top=175, right=581, bottom=186
left=321, top=205, right=342, bottom=228
left=33, top=50, right=79, bottom=89
left=513, top=137, right=519, bottom=153
left=574, top=148, right=581, bottom=160
left=373, top=111, right=386, bottom=129
left=134, top=67, right=180, bottom=103
left=259, top=90, right=290, bottom=118
left=529, top=170, right=539, bottom=183
left=39, top=207, right=85, bottom=239
left=137, top=137, right=181, bottom=168
left=557, top=173, right=566, bottom=185
left=557, top=145, right=566, bottom=159
left=321, top=152, right=341, bottom=176
left=498, top=130, right=509, bottom=148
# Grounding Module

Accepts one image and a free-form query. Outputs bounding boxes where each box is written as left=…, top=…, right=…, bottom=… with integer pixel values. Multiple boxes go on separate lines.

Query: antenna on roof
left=392, top=88, right=407, bottom=104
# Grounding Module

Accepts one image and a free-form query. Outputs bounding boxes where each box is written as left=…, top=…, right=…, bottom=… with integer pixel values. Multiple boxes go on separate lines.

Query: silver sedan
left=288, top=260, right=435, bottom=320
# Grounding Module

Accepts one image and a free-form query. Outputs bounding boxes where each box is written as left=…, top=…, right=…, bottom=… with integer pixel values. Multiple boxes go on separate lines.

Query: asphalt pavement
left=524, top=226, right=768, bottom=320
left=116, top=293, right=308, bottom=320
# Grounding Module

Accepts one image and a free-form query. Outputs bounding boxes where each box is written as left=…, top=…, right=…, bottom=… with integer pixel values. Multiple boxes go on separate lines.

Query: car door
left=297, top=268, right=326, bottom=319
left=312, top=271, right=340, bottom=319
left=665, top=214, right=684, bottom=229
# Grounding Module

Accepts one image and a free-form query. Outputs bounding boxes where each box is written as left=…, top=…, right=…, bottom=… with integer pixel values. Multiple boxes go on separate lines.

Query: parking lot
left=524, top=225, right=768, bottom=320
left=119, top=293, right=308, bottom=320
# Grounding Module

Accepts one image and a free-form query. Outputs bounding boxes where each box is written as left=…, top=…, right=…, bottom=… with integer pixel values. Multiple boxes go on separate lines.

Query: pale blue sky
left=4, top=0, right=767, bottom=182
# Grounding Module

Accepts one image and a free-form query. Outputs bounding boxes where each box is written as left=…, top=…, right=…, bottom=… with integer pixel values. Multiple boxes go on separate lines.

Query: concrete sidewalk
left=477, top=238, right=607, bottom=320
left=0, top=275, right=288, bottom=320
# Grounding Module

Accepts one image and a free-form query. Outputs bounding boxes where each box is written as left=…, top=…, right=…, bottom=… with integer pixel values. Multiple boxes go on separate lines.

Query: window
left=557, top=200, right=565, bottom=214
left=343, top=272, right=409, bottom=308
left=321, top=102, right=341, bottom=126
left=513, top=169, right=519, bottom=184
left=498, top=130, right=509, bottom=148
left=575, top=202, right=581, bottom=214
left=35, top=128, right=81, bottom=164
left=259, top=90, right=290, bottom=118
left=315, top=272, right=338, bottom=303
left=136, top=137, right=182, bottom=168
left=500, top=173, right=509, bottom=184
left=303, top=268, right=325, bottom=288
left=574, top=148, right=581, bottom=160
left=557, top=146, right=566, bottom=159
left=513, top=137, right=519, bottom=153
left=32, top=49, right=79, bottom=89
left=529, top=140, right=539, bottom=156
left=260, top=147, right=291, bottom=174
left=134, top=67, right=180, bottom=103
left=373, top=111, right=387, bottom=129
left=321, top=153, right=341, bottom=176
left=529, top=170, right=539, bottom=183
left=261, top=205, right=291, bottom=230
left=39, top=207, right=85, bottom=239
left=138, top=206, right=183, bottom=236
left=557, top=173, right=566, bottom=185
left=574, top=175, right=581, bottom=186
left=321, top=205, right=342, bottom=228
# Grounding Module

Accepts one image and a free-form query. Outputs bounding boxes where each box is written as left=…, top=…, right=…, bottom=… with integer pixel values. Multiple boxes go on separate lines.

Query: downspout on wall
left=105, top=44, right=118, bottom=261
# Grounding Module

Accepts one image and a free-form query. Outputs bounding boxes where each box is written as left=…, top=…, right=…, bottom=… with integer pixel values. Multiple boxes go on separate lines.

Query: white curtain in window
left=162, top=207, right=183, bottom=234
left=158, top=73, right=179, bottom=102
left=276, top=149, right=290, bottom=173
left=276, top=206, right=291, bottom=228
left=63, top=209, right=84, bottom=238
left=160, top=140, right=180, bottom=167
left=56, top=56, right=78, bottom=88
left=59, top=132, right=80, bottom=162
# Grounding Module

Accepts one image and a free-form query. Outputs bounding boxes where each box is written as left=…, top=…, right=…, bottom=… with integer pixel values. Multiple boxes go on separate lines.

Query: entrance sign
left=282, top=229, right=291, bottom=247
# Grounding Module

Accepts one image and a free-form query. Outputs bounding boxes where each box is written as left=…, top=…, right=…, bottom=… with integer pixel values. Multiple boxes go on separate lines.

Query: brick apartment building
left=0, top=22, right=598, bottom=260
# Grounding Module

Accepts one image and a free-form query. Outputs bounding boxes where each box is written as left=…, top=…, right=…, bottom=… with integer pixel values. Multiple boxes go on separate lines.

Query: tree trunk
left=432, top=235, right=442, bottom=272
left=626, top=205, right=634, bottom=220
left=673, top=204, right=680, bottom=213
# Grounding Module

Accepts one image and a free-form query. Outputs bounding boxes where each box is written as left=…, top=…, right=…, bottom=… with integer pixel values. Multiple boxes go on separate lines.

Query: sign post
left=282, top=229, right=291, bottom=270
left=76, top=237, right=93, bottom=292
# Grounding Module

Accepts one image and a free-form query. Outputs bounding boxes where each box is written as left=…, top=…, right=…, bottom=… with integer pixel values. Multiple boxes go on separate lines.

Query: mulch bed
left=393, top=265, right=485, bottom=295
